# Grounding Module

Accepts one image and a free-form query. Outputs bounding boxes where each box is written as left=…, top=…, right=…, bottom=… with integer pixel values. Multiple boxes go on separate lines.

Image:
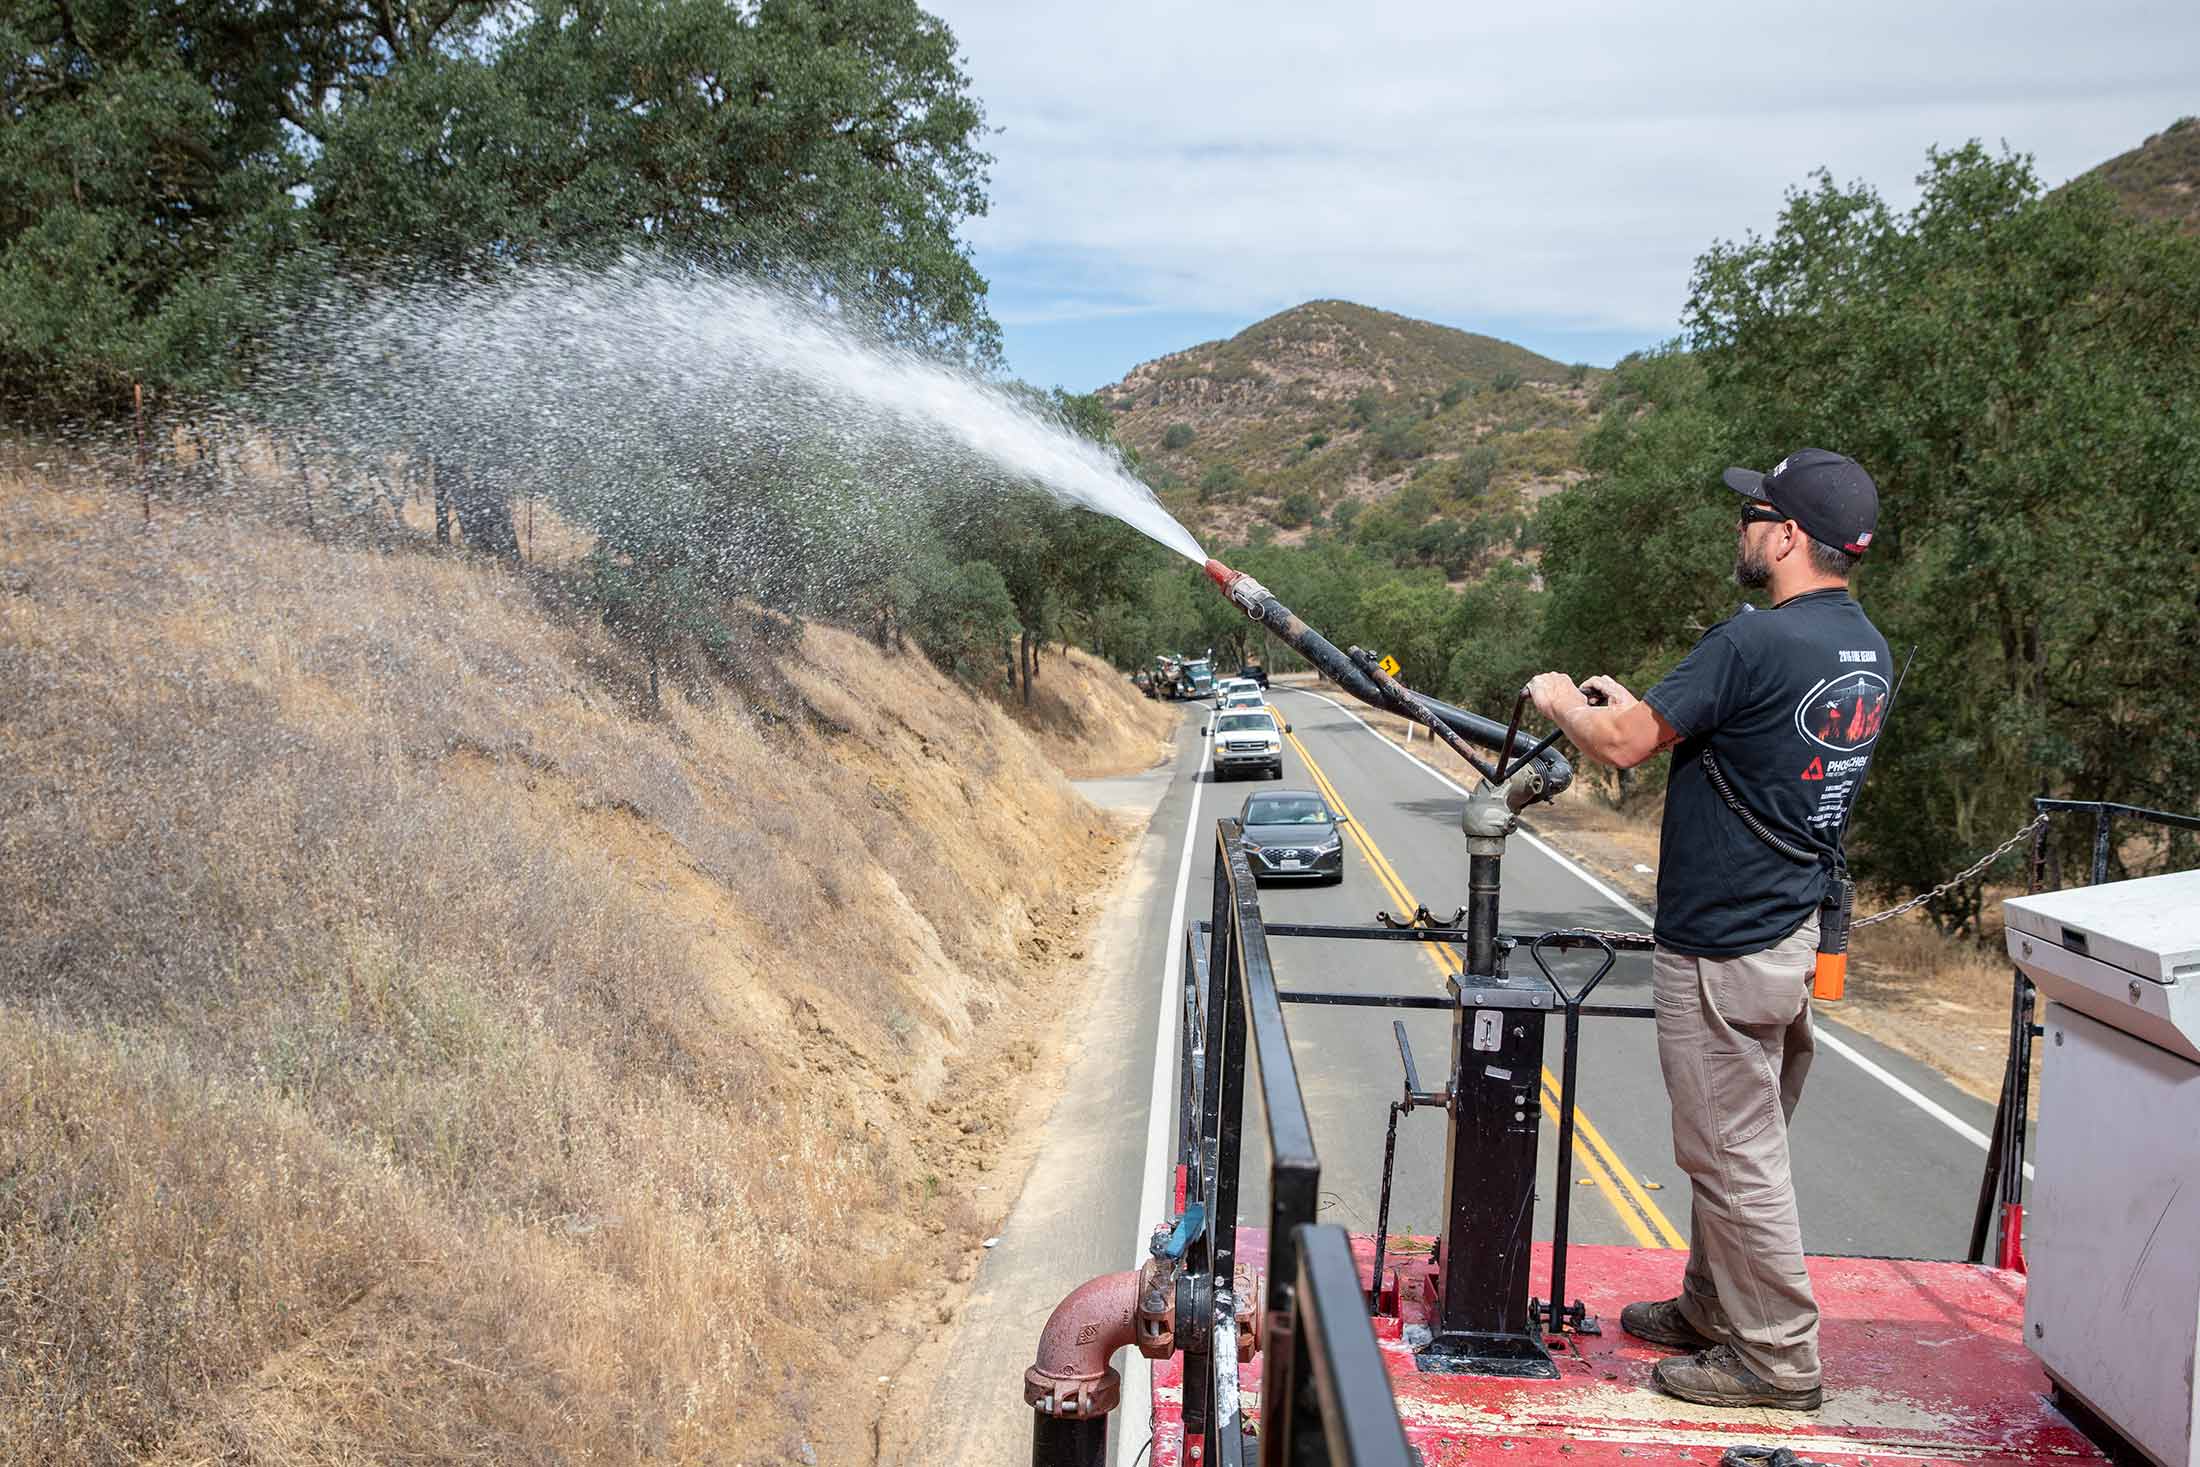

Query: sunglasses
left=1738, top=503, right=1789, bottom=530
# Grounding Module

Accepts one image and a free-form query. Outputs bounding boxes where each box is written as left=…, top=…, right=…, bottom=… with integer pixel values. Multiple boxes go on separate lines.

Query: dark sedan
left=1238, top=789, right=1346, bottom=883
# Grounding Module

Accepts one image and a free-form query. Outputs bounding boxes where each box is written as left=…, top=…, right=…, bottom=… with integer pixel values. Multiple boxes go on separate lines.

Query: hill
left=1100, top=300, right=1601, bottom=558
left=0, top=452, right=1170, bottom=1464
left=2076, top=115, right=2200, bottom=232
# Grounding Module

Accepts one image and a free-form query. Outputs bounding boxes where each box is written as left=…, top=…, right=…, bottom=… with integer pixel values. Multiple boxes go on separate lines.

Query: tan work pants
left=1652, top=917, right=1820, bottom=1389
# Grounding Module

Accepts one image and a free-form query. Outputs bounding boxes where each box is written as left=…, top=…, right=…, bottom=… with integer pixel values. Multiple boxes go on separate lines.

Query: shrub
left=1455, top=443, right=1500, bottom=498
left=1305, top=431, right=1329, bottom=451
left=1350, top=391, right=1381, bottom=428
left=1492, top=370, right=1522, bottom=393
left=1439, top=379, right=1473, bottom=410
left=1274, top=490, right=1317, bottom=529
left=1162, top=423, right=1195, bottom=451
left=1198, top=462, right=1245, bottom=502
left=1567, top=362, right=1589, bottom=386
left=1370, top=415, right=1427, bottom=467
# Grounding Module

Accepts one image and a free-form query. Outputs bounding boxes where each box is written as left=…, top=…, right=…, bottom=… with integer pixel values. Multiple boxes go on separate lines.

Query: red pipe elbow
left=1024, top=1268, right=1144, bottom=1420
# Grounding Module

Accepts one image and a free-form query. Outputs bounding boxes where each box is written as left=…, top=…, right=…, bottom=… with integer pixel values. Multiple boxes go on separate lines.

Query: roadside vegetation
left=2080, top=114, right=2200, bottom=232
left=1106, top=300, right=1596, bottom=554
left=6, top=0, right=2198, bottom=1451
left=1117, top=143, right=2200, bottom=932
left=1, top=5, right=1184, bottom=1460
left=0, top=454, right=1170, bottom=1463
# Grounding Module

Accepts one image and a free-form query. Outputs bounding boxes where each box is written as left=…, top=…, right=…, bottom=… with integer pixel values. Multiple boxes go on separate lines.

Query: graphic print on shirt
left=1794, top=670, right=1890, bottom=751
left=1793, top=670, right=1889, bottom=827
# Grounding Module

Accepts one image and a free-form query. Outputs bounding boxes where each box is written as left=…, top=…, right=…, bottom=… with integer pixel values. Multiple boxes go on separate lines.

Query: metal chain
left=1850, top=813, right=2050, bottom=928
left=1546, top=812, right=2052, bottom=945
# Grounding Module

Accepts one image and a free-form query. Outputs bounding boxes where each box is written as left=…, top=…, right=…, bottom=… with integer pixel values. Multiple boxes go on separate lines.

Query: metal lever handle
left=1527, top=929, right=1620, bottom=1009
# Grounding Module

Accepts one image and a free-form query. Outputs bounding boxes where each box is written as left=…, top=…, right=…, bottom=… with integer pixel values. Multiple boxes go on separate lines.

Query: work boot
left=1651, top=1344, right=1822, bottom=1411
left=1620, top=1296, right=1721, bottom=1351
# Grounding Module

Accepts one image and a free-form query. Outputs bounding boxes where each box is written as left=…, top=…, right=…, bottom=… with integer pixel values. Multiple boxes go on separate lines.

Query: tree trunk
left=432, top=457, right=452, bottom=545
left=448, top=462, right=520, bottom=560
left=1019, top=631, right=1033, bottom=705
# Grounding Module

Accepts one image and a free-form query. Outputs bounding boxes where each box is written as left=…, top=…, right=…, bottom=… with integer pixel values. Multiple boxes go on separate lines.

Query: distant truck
left=1237, top=659, right=1269, bottom=689
left=1150, top=654, right=1217, bottom=701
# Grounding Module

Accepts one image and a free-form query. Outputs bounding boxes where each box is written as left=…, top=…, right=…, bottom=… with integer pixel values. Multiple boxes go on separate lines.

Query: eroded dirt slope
left=0, top=466, right=1170, bottom=1465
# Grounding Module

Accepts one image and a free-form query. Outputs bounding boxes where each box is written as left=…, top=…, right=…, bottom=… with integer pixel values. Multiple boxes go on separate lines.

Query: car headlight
left=1264, top=739, right=1281, bottom=751
left=1318, top=831, right=1342, bottom=850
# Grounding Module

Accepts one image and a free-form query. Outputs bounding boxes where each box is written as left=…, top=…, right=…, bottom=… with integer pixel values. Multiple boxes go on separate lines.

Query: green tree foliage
left=1, top=0, right=999, bottom=419
left=1163, top=422, right=1196, bottom=450
left=1273, top=490, right=1316, bottom=529
left=1538, top=347, right=1738, bottom=690
left=1199, top=462, right=1245, bottom=501
left=1370, top=414, right=1428, bottom=468
left=894, top=552, right=1017, bottom=675
left=1443, top=561, right=1545, bottom=718
left=1544, top=144, right=2200, bottom=918
left=0, top=0, right=327, bottom=414
left=1454, top=443, right=1500, bottom=499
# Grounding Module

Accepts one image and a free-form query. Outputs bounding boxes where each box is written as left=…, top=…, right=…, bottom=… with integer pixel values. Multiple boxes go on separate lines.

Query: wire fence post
left=133, top=382, right=150, bottom=528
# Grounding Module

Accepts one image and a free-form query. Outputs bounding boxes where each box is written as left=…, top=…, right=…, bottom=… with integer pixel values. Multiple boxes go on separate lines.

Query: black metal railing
left=1229, top=916, right=1656, bottom=1340
left=1968, top=796, right=2200, bottom=1267
left=1174, top=820, right=1414, bottom=1467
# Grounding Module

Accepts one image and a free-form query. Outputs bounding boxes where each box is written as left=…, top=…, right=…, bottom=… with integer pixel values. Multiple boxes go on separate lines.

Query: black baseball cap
left=1722, top=448, right=1879, bottom=556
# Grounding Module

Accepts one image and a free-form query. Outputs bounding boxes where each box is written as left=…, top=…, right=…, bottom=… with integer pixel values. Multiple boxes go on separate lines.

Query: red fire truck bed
left=1150, top=1236, right=2105, bottom=1466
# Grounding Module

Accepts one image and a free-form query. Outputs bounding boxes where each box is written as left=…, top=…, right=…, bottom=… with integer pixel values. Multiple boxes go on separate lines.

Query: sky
left=926, top=1, right=2199, bottom=393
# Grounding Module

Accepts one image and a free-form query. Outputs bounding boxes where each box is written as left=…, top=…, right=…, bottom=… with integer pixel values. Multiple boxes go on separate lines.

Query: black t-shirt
left=1642, top=589, right=1893, bottom=958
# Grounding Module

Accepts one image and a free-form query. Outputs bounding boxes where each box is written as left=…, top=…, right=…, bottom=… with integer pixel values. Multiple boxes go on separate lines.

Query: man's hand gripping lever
left=1505, top=674, right=1611, bottom=787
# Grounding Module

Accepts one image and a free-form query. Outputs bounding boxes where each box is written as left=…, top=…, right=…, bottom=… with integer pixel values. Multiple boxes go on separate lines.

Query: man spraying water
left=1524, top=448, right=1889, bottom=1413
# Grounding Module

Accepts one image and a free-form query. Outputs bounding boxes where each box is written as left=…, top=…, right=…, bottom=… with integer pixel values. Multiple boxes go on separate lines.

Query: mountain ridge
left=1100, top=299, right=1598, bottom=556
left=2073, top=115, right=2199, bottom=232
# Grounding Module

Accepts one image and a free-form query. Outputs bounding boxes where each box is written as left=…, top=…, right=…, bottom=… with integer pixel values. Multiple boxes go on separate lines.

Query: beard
left=1734, top=536, right=1772, bottom=590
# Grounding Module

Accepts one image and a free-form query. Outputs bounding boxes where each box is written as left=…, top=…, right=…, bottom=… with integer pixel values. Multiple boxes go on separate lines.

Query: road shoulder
left=875, top=751, right=1184, bottom=1466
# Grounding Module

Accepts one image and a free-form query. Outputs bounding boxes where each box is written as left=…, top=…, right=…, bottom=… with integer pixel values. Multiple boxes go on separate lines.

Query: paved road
left=905, top=690, right=2013, bottom=1466
left=1177, top=683, right=2002, bottom=1260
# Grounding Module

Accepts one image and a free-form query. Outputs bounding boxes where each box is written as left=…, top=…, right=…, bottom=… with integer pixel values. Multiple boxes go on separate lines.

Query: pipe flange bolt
left=1232, top=1275, right=1267, bottom=1363
left=1024, top=1365, right=1121, bottom=1419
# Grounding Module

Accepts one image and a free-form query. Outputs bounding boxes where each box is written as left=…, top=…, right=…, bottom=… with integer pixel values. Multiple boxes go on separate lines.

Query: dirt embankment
left=0, top=465, right=1171, bottom=1465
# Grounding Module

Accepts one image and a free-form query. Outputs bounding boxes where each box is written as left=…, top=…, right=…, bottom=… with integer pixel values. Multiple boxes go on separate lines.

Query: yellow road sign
left=1377, top=654, right=1401, bottom=678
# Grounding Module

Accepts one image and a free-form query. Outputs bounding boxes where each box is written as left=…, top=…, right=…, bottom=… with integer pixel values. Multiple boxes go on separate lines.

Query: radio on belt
left=2004, top=867, right=2200, bottom=1467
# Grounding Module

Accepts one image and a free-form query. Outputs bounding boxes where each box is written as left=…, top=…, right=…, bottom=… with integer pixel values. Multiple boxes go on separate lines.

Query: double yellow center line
left=1272, top=705, right=1686, bottom=1251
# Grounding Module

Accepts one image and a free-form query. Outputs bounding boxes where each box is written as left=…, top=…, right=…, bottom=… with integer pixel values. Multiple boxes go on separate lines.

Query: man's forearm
left=1524, top=672, right=1670, bottom=769
left=1553, top=700, right=1618, bottom=765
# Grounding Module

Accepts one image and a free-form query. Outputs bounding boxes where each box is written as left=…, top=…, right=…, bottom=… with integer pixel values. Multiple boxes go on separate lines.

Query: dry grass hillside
left=0, top=454, right=1172, bottom=1465
left=1100, top=300, right=1598, bottom=547
left=2078, top=115, right=2200, bottom=232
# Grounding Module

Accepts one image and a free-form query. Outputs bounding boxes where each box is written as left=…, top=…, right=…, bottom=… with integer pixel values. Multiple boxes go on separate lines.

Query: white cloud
left=933, top=0, right=2198, bottom=346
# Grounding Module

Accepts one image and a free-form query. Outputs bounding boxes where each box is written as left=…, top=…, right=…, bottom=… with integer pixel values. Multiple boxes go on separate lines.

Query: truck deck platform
left=1152, top=1236, right=2106, bottom=1466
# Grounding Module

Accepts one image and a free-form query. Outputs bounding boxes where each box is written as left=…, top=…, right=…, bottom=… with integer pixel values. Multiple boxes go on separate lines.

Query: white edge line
left=1120, top=729, right=1208, bottom=1467
left=1275, top=684, right=2030, bottom=1179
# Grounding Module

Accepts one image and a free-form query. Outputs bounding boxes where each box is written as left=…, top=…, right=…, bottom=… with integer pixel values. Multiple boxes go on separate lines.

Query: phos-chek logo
left=1794, top=671, right=1891, bottom=752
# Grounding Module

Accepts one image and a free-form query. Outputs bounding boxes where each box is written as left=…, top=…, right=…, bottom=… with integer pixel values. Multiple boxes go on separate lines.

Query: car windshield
left=1245, top=796, right=1329, bottom=825
left=1214, top=713, right=1274, bottom=735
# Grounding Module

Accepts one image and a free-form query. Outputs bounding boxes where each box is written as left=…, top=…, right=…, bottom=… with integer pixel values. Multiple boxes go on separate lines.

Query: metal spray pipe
left=1201, top=558, right=1575, bottom=803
